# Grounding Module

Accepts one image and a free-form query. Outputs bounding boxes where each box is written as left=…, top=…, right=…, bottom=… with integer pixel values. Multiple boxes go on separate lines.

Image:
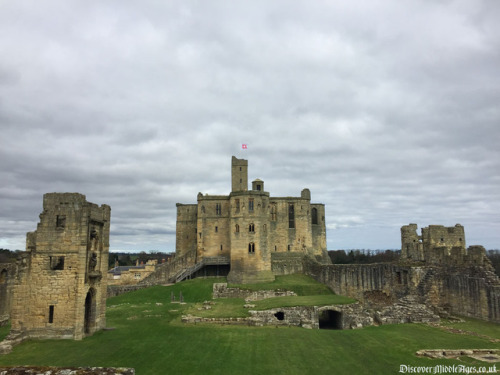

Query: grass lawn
left=229, top=274, right=334, bottom=296
left=0, top=276, right=498, bottom=375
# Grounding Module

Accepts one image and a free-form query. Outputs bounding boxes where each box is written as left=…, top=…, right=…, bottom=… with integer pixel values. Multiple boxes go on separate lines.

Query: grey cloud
left=0, top=0, right=499, bottom=251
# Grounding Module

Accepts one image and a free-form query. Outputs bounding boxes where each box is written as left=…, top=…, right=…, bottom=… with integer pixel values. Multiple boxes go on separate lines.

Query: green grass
left=0, top=277, right=499, bottom=375
left=0, top=322, right=10, bottom=341
left=440, top=316, right=500, bottom=338
left=229, top=274, right=334, bottom=296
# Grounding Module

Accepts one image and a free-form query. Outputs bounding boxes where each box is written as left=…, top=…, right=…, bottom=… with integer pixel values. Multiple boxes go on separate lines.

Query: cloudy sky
left=1, top=1, right=499, bottom=252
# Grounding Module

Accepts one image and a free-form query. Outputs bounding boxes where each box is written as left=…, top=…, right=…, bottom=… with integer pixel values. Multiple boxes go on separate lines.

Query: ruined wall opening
left=274, top=311, right=285, bottom=321
left=319, top=310, right=342, bottom=329
left=84, top=288, right=97, bottom=335
left=50, top=256, right=65, bottom=270
left=0, top=269, right=7, bottom=284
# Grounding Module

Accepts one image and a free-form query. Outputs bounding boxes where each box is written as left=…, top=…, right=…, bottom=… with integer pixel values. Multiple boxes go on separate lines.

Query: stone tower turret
left=231, top=156, right=248, bottom=192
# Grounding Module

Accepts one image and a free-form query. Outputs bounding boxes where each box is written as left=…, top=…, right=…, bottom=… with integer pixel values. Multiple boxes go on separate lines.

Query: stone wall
left=0, top=263, right=16, bottom=326
left=138, top=249, right=196, bottom=286
left=304, top=247, right=500, bottom=323
left=182, top=298, right=438, bottom=330
left=0, top=367, right=135, bottom=374
left=271, top=252, right=304, bottom=275
left=304, top=258, right=413, bottom=303
left=107, top=285, right=148, bottom=298
left=7, top=193, right=111, bottom=346
left=423, top=263, right=500, bottom=322
left=212, top=283, right=297, bottom=300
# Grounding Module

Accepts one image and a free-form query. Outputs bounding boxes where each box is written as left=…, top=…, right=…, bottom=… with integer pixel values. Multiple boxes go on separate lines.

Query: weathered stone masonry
left=8, top=193, right=111, bottom=342
left=304, top=224, right=500, bottom=323
left=0, top=263, right=16, bottom=326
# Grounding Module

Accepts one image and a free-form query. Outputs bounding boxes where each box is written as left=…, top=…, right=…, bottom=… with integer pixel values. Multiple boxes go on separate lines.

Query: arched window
left=312, top=208, right=318, bottom=225
left=235, top=224, right=240, bottom=233
left=248, top=243, right=255, bottom=253
left=249, top=223, right=255, bottom=233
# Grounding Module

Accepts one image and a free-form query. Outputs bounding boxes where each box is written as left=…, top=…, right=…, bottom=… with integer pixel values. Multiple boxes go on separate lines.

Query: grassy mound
left=229, top=274, right=334, bottom=296
left=0, top=276, right=498, bottom=375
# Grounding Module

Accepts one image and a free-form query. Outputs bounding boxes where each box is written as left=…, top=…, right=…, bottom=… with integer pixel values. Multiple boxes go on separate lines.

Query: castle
left=1, top=157, right=499, bottom=355
left=175, top=156, right=330, bottom=283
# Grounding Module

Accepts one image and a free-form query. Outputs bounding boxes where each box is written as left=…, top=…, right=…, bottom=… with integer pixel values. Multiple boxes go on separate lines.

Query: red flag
left=242, top=144, right=247, bottom=149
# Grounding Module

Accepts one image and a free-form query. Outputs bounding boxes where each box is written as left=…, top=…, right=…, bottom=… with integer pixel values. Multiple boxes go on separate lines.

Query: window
left=49, top=305, right=54, bottom=323
left=249, top=223, right=255, bottom=233
left=0, top=269, right=7, bottom=284
left=50, top=256, right=65, bottom=270
left=288, top=245, right=291, bottom=251
left=215, top=226, right=218, bottom=233
left=220, top=245, right=223, bottom=251
left=271, top=203, right=277, bottom=221
left=216, top=203, right=222, bottom=216
left=256, top=184, right=261, bottom=191
left=249, top=199, right=254, bottom=212
left=134, top=273, right=141, bottom=279
left=248, top=243, right=255, bottom=253
left=288, top=204, right=295, bottom=229
left=312, top=208, right=318, bottom=225
left=235, top=224, right=240, bottom=233
left=235, top=199, right=240, bottom=213
left=56, top=215, right=66, bottom=229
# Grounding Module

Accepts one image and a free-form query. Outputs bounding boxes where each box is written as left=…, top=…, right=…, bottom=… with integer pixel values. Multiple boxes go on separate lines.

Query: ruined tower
left=401, top=223, right=466, bottom=263
left=9, top=193, right=111, bottom=341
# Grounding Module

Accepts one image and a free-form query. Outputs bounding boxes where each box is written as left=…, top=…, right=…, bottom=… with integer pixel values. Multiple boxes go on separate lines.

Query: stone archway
left=84, top=288, right=97, bottom=335
left=319, top=309, right=343, bottom=329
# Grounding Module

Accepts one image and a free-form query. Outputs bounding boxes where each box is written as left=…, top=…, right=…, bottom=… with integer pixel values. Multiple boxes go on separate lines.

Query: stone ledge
left=416, top=349, right=500, bottom=363
left=0, top=367, right=135, bottom=375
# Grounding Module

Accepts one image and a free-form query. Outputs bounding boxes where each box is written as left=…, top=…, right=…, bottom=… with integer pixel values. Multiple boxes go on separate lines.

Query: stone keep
left=10, top=193, right=111, bottom=340
left=176, top=156, right=329, bottom=284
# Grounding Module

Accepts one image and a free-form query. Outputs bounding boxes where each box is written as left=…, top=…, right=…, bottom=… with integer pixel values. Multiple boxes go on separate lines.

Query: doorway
left=319, top=309, right=342, bottom=329
left=84, top=288, right=96, bottom=334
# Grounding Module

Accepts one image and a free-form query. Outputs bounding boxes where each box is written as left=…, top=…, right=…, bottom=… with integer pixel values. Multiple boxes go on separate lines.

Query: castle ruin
left=8, top=193, right=111, bottom=343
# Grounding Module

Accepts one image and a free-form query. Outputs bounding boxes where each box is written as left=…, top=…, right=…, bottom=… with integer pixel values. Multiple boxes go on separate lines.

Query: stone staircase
left=416, top=268, right=436, bottom=296
left=137, top=251, right=230, bottom=286
left=175, top=256, right=230, bottom=282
